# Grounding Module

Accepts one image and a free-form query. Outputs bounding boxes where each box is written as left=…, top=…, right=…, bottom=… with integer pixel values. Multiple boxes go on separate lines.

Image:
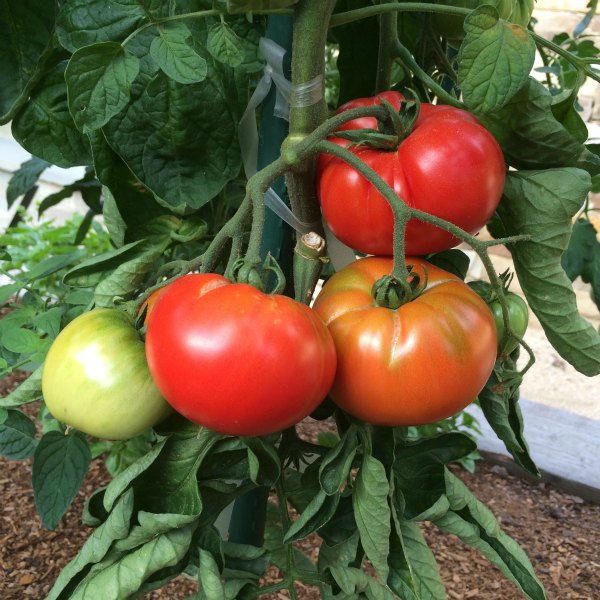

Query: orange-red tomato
left=313, top=257, right=497, bottom=426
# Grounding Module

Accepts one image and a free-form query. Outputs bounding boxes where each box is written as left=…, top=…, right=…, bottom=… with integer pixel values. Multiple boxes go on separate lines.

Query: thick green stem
left=284, top=0, right=338, bottom=225
left=393, top=40, right=464, bottom=108
left=316, top=140, right=412, bottom=282
left=330, top=2, right=470, bottom=28
left=376, top=0, right=398, bottom=92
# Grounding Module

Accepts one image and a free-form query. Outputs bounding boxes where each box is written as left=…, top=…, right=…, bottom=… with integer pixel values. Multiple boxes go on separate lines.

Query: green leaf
left=283, top=490, right=340, bottom=544
left=459, top=6, right=535, bottom=113
left=12, top=62, right=93, bottom=168
left=0, top=409, right=37, bottom=459
left=56, top=0, right=148, bottom=52
left=133, top=423, right=222, bottom=515
left=93, top=240, right=169, bottom=307
left=6, top=157, right=50, bottom=207
left=392, top=520, right=447, bottom=600
left=63, top=240, right=145, bottom=287
left=492, top=169, right=600, bottom=376
left=0, top=366, right=42, bottom=408
left=319, top=425, right=357, bottom=495
left=0, top=0, right=55, bottom=123
left=47, top=489, right=135, bottom=600
left=32, top=430, right=91, bottom=530
left=66, top=42, right=140, bottom=133
left=68, top=523, right=195, bottom=599
left=426, top=249, right=471, bottom=281
left=478, top=78, right=600, bottom=175
left=318, top=529, right=361, bottom=571
left=561, top=218, right=598, bottom=281
left=243, top=436, right=280, bottom=486
left=353, top=454, right=391, bottom=581
left=151, top=21, right=208, bottom=83
left=478, top=354, right=539, bottom=476
left=207, top=22, right=244, bottom=68
left=328, top=566, right=398, bottom=600
left=23, top=251, right=84, bottom=282
left=103, top=437, right=167, bottom=512
left=103, top=62, right=241, bottom=212
left=435, top=470, right=546, bottom=600
left=0, top=283, right=22, bottom=305
left=1, top=327, right=42, bottom=354
left=198, top=548, right=226, bottom=600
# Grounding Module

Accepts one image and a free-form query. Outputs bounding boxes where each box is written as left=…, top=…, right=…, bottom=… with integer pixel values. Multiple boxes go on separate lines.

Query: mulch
left=1, top=372, right=599, bottom=599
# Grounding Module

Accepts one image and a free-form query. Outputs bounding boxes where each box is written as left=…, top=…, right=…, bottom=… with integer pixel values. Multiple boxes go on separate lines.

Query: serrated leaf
left=32, top=430, right=91, bottom=530
left=47, top=489, right=135, bottom=600
left=561, top=218, right=597, bottom=281
left=63, top=240, right=145, bottom=287
left=207, top=22, right=244, bottom=68
left=329, top=566, right=398, bottom=600
left=353, top=454, right=391, bottom=581
left=478, top=354, right=539, bottom=476
left=435, top=469, right=546, bottom=600
left=69, top=523, right=195, bottom=599
left=492, top=169, right=600, bottom=375
left=1, top=327, right=42, bottom=354
left=478, top=78, right=600, bottom=175
left=66, top=42, right=140, bottom=133
left=103, top=66, right=241, bottom=212
left=55, top=0, right=150, bottom=52
left=0, top=0, right=55, bottom=123
left=12, top=62, right=93, bottom=168
left=392, top=521, right=447, bottom=600
left=319, top=426, right=357, bottom=495
left=133, top=424, right=222, bottom=515
left=6, top=157, right=50, bottom=207
left=0, top=366, right=42, bottom=408
left=93, top=240, right=169, bottom=307
left=243, top=437, right=280, bottom=486
left=150, top=21, right=208, bottom=84
left=283, top=490, right=340, bottom=544
left=459, top=6, right=535, bottom=113
left=0, top=409, right=37, bottom=459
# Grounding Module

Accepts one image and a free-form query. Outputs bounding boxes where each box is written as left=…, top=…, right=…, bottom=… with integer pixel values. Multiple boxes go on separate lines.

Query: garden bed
left=1, top=373, right=598, bottom=600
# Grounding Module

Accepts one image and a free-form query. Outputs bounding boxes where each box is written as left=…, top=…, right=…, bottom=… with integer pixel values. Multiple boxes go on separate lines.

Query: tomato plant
left=313, top=256, right=497, bottom=425
left=0, top=0, right=598, bottom=597
left=42, top=309, right=171, bottom=440
left=145, top=274, right=336, bottom=436
left=432, top=0, right=535, bottom=42
left=316, top=91, right=506, bottom=256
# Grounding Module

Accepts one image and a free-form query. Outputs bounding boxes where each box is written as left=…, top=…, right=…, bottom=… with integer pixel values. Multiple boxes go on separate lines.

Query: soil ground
left=1, top=369, right=599, bottom=600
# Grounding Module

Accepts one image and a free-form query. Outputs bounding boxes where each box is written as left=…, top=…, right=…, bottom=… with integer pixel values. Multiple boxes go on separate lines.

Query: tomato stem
left=375, top=0, right=399, bottom=93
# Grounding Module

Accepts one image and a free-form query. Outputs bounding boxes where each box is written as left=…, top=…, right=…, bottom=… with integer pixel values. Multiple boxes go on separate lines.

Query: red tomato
left=145, top=274, right=336, bottom=436
left=316, top=91, right=506, bottom=256
left=312, top=256, right=497, bottom=426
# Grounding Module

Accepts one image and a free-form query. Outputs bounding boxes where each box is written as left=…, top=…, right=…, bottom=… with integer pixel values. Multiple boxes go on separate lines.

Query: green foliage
left=0, top=0, right=598, bottom=597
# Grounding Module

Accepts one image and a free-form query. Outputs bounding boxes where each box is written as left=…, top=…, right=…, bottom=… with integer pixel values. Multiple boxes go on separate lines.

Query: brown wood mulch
left=1, top=373, right=599, bottom=599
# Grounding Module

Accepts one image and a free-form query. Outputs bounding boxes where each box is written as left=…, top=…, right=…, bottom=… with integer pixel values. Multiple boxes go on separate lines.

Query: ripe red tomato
left=145, top=274, right=336, bottom=436
left=316, top=91, right=506, bottom=256
left=312, top=256, right=497, bottom=426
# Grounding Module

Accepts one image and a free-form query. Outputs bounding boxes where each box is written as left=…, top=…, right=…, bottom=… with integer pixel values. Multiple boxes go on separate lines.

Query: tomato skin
left=145, top=274, right=337, bottom=436
left=316, top=91, right=506, bottom=256
left=42, top=309, right=171, bottom=440
left=490, top=292, right=529, bottom=354
left=312, top=257, right=497, bottom=426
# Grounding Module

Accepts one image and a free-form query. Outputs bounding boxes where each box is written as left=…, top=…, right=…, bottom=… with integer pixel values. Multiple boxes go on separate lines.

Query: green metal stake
left=227, top=14, right=294, bottom=547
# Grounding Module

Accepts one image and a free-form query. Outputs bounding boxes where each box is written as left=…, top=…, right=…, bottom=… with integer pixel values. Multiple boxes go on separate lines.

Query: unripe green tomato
left=42, top=309, right=171, bottom=440
left=489, top=292, right=529, bottom=355
left=432, top=0, right=534, bottom=42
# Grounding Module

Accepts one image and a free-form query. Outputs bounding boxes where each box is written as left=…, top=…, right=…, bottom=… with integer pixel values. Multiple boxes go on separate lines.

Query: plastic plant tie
left=264, top=187, right=320, bottom=234
left=238, top=37, right=324, bottom=178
